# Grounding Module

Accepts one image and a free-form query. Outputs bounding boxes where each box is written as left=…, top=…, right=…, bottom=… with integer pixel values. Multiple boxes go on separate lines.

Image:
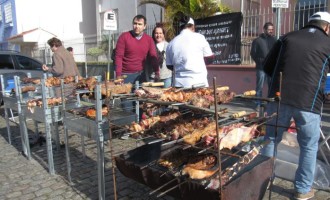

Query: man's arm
left=115, top=34, right=125, bottom=77
left=263, top=40, right=282, bottom=77
left=48, top=54, right=64, bottom=77
left=204, top=55, right=215, bottom=65
left=250, top=39, right=257, bottom=62
left=148, top=39, right=160, bottom=81
left=201, top=35, right=214, bottom=65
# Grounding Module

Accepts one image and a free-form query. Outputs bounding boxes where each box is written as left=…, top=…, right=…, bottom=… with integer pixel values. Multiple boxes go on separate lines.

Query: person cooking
left=166, top=16, right=214, bottom=88
left=42, top=37, right=79, bottom=78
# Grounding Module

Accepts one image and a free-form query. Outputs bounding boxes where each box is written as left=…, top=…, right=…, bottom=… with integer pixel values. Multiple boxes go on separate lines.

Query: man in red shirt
left=115, top=14, right=160, bottom=84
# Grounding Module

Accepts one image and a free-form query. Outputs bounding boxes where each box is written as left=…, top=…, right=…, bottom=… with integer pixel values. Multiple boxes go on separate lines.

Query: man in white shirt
left=166, top=16, right=214, bottom=88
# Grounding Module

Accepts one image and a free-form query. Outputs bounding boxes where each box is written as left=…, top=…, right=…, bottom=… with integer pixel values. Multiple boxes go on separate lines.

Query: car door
left=14, top=55, right=44, bottom=78
left=0, top=54, right=15, bottom=72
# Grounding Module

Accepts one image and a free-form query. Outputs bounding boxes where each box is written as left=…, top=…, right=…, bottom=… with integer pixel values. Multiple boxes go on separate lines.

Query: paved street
left=0, top=104, right=329, bottom=200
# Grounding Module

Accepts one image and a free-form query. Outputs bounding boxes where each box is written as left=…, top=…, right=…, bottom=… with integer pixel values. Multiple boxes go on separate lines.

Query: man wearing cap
left=261, top=12, right=330, bottom=200
left=166, top=16, right=214, bottom=88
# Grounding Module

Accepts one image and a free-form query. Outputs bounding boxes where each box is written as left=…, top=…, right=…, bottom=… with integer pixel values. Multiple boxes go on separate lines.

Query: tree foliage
left=139, top=0, right=231, bottom=40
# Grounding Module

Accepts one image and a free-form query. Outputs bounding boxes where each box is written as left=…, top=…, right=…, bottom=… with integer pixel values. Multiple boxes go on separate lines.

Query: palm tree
left=139, top=0, right=230, bottom=40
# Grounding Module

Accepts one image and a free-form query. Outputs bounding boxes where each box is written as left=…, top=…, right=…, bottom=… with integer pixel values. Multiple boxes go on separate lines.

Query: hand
left=42, top=64, right=49, bottom=71
left=154, top=73, right=160, bottom=82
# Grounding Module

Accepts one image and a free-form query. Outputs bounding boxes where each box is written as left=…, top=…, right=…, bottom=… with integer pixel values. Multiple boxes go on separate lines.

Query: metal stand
left=268, top=73, right=282, bottom=200
left=41, top=78, right=55, bottom=175
left=62, top=81, right=106, bottom=200
left=15, top=76, right=31, bottom=159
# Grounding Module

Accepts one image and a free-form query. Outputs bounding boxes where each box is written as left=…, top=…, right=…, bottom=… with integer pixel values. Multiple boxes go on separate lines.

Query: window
left=0, top=55, right=14, bottom=69
left=4, top=3, right=12, bottom=23
left=0, top=7, right=2, bottom=22
left=16, top=55, right=42, bottom=70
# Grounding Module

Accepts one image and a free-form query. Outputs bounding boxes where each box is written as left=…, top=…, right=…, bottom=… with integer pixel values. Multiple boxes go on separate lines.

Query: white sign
left=103, top=10, right=117, bottom=31
left=272, top=0, right=289, bottom=8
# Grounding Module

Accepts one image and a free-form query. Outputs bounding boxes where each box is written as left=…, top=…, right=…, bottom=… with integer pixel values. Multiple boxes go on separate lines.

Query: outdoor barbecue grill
left=0, top=74, right=31, bottom=158
left=113, top=90, right=276, bottom=199
left=114, top=133, right=272, bottom=200
left=60, top=81, right=138, bottom=200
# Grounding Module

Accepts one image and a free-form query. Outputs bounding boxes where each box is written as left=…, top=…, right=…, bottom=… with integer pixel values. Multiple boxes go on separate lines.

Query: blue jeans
left=256, top=69, right=269, bottom=105
left=121, top=72, right=144, bottom=112
left=261, top=102, right=320, bottom=194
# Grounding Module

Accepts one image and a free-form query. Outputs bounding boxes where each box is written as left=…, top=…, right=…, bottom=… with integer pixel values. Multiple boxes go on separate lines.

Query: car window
left=16, top=55, right=42, bottom=70
left=0, top=55, right=15, bottom=69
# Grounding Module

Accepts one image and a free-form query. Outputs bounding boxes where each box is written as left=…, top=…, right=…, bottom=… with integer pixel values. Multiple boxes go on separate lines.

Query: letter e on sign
left=104, top=10, right=117, bottom=31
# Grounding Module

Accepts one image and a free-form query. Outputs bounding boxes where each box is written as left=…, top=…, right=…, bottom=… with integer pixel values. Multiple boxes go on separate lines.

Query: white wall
left=100, top=0, right=163, bottom=33
left=15, top=0, right=84, bottom=40
left=15, top=0, right=96, bottom=62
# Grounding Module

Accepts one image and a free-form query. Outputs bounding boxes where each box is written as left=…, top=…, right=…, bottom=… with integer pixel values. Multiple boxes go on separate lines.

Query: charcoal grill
left=61, top=82, right=138, bottom=200
left=115, top=140, right=272, bottom=200
left=114, top=84, right=276, bottom=199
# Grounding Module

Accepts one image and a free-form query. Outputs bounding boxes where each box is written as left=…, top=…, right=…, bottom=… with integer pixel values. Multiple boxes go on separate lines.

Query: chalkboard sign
left=195, top=12, right=243, bottom=65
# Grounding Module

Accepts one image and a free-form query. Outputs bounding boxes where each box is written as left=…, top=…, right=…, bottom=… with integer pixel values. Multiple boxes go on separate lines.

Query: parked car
left=0, top=50, right=45, bottom=104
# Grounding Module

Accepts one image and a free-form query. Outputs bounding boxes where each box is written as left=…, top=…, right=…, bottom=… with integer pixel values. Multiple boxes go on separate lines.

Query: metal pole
left=61, top=79, right=72, bottom=183
left=95, top=84, right=105, bottom=200
left=84, top=37, right=88, bottom=78
left=276, top=8, right=281, bottom=39
left=107, top=31, right=111, bottom=81
left=240, top=0, right=244, bottom=39
left=268, top=72, right=282, bottom=200
left=213, top=77, right=222, bottom=199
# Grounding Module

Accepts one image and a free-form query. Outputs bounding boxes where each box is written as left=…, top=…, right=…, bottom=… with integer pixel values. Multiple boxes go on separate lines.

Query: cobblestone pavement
left=0, top=105, right=330, bottom=200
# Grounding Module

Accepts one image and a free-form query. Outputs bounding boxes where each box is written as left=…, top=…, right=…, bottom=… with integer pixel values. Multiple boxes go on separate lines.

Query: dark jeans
left=121, top=72, right=145, bottom=114
left=256, top=69, right=270, bottom=105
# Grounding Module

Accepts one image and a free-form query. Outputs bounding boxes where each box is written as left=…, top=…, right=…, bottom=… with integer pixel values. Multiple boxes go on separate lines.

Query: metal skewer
left=105, top=80, right=118, bottom=200
left=156, top=180, right=188, bottom=198
left=213, top=77, right=223, bottom=199
left=268, top=72, right=282, bottom=200
left=149, top=178, right=180, bottom=196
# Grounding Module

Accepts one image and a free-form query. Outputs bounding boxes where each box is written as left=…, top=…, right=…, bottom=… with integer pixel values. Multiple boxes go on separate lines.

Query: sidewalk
left=0, top=106, right=329, bottom=200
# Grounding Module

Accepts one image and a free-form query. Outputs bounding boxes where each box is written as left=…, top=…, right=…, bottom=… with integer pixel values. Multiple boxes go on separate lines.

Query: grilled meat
left=183, top=122, right=217, bottom=145
left=100, top=82, right=132, bottom=97
left=20, top=85, right=36, bottom=93
left=85, top=105, right=108, bottom=119
left=76, top=76, right=97, bottom=90
left=21, top=77, right=41, bottom=85
left=182, top=166, right=218, bottom=180
left=218, top=124, right=257, bottom=150
left=128, top=111, right=181, bottom=133
left=186, top=154, right=217, bottom=170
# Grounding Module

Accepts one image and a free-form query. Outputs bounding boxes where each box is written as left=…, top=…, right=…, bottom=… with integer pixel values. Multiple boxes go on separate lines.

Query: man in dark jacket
left=250, top=22, right=276, bottom=109
left=261, top=12, right=330, bottom=200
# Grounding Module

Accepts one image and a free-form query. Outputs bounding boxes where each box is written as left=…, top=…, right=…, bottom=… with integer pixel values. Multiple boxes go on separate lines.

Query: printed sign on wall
left=195, top=12, right=243, bottom=65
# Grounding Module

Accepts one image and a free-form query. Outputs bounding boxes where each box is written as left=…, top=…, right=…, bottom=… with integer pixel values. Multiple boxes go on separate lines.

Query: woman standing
left=150, top=25, right=172, bottom=88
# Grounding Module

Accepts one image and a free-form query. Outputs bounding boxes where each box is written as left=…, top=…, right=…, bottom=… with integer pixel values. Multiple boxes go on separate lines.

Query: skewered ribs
left=135, top=87, right=235, bottom=108
left=128, top=111, right=211, bottom=140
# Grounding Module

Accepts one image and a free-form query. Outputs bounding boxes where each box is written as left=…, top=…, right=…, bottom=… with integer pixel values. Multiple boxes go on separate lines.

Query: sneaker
left=294, top=189, right=315, bottom=200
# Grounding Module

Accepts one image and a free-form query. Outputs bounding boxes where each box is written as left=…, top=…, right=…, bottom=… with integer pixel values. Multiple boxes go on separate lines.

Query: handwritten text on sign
left=195, top=13, right=242, bottom=65
left=272, top=0, right=289, bottom=8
